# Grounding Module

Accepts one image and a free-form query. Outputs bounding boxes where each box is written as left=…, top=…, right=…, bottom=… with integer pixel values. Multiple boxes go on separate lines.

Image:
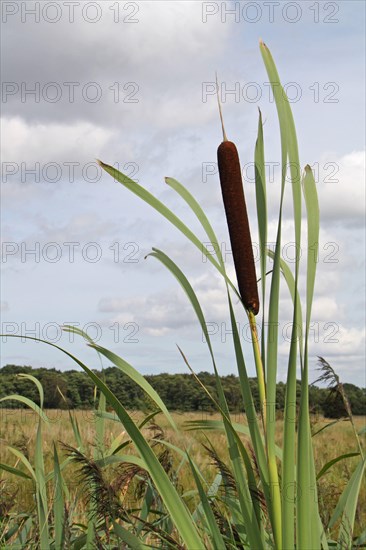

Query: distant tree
left=0, top=364, right=364, bottom=414
left=321, top=390, right=348, bottom=419
left=38, top=371, right=68, bottom=408
left=0, top=364, right=33, bottom=375
left=343, top=383, right=366, bottom=415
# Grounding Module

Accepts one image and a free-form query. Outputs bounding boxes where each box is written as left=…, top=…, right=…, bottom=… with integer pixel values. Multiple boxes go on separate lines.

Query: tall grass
left=1, top=41, right=365, bottom=548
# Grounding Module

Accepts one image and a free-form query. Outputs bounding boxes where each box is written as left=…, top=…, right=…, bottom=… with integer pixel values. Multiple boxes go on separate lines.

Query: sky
left=1, top=0, right=365, bottom=387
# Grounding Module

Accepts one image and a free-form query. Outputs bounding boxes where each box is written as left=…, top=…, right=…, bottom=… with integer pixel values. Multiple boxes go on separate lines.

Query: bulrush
left=216, top=83, right=260, bottom=315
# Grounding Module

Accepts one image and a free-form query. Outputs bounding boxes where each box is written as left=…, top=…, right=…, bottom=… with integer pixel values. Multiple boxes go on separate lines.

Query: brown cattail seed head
left=217, top=140, right=259, bottom=315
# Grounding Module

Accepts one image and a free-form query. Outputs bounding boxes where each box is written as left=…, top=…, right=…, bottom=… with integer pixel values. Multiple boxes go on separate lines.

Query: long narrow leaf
left=17, top=373, right=44, bottom=409
left=328, top=458, right=365, bottom=545
left=0, top=463, right=32, bottom=480
left=53, top=443, right=65, bottom=550
left=148, top=248, right=264, bottom=547
left=34, top=422, right=50, bottom=549
left=98, top=160, right=238, bottom=293
left=254, top=108, right=267, bottom=368
left=87, top=343, right=178, bottom=433
left=165, top=176, right=225, bottom=269
left=187, top=454, right=226, bottom=549
left=317, top=453, right=360, bottom=481
left=298, top=164, right=321, bottom=549
left=113, top=521, right=151, bottom=549
left=2, top=335, right=205, bottom=550
left=0, top=396, right=48, bottom=423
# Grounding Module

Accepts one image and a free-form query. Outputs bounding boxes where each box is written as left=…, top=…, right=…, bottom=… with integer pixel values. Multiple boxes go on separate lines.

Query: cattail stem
left=249, top=310, right=267, bottom=432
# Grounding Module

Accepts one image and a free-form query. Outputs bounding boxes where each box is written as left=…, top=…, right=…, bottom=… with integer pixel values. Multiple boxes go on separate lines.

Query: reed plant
left=1, top=41, right=365, bottom=549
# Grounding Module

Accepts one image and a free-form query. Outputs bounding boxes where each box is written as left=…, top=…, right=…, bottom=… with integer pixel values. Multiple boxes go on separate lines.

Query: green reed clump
left=1, top=41, right=365, bottom=549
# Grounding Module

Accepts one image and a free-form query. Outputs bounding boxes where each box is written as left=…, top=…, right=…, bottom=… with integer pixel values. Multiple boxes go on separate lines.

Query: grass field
left=1, top=408, right=365, bottom=542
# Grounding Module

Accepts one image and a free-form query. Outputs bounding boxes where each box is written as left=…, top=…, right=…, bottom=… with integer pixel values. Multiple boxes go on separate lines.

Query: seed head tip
left=215, top=72, right=228, bottom=142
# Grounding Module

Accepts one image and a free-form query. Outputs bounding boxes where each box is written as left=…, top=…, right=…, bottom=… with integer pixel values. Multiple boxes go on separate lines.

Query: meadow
left=1, top=408, right=365, bottom=546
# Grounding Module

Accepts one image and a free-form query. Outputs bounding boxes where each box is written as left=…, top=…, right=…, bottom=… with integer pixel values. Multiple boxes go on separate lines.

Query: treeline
left=0, top=364, right=365, bottom=418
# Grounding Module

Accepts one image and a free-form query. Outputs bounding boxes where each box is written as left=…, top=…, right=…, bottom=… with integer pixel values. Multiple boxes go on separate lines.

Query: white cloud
left=317, top=151, right=366, bottom=226
left=2, top=2, right=231, bottom=130
left=311, top=296, right=344, bottom=322
left=98, top=269, right=235, bottom=337
left=1, top=117, right=115, bottom=164
left=310, top=326, right=366, bottom=383
left=99, top=290, right=196, bottom=336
